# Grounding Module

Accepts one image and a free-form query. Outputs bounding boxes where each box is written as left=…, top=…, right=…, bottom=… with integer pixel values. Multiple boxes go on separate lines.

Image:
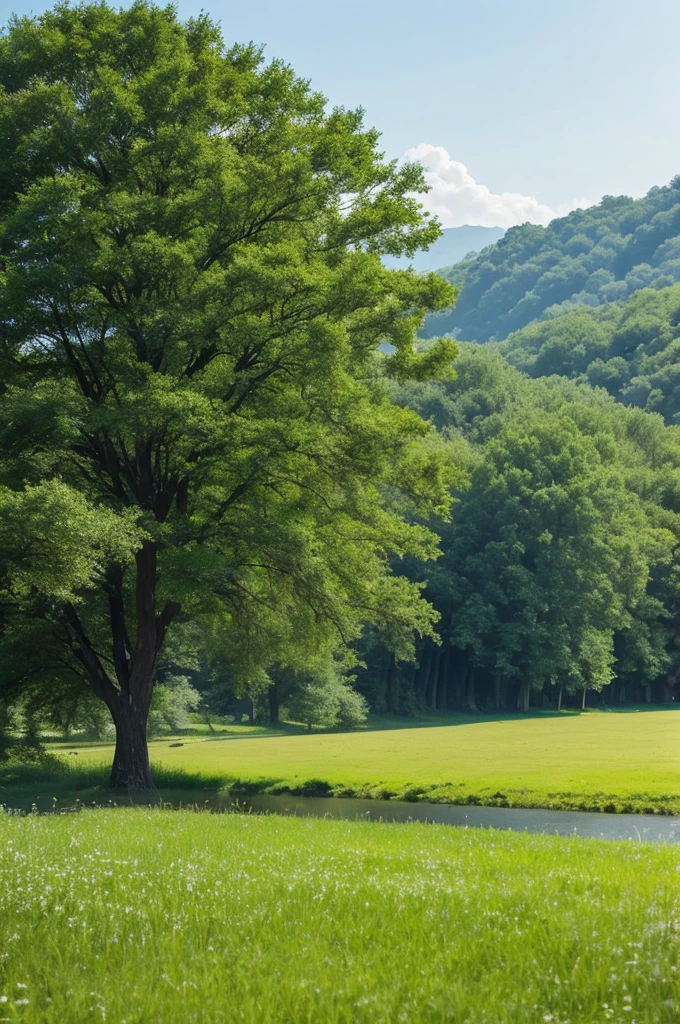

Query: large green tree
left=0, top=1, right=458, bottom=786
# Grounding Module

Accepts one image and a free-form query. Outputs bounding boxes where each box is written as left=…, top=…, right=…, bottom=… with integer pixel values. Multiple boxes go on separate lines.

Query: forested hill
left=422, top=177, right=680, bottom=342
left=499, top=283, right=680, bottom=423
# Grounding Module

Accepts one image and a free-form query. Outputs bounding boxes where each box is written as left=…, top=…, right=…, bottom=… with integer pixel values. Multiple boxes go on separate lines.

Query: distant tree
left=281, top=661, right=368, bottom=732
left=0, top=699, right=11, bottom=761
left=439, top=412, right=658, bottom=709
left=148, top=675, right=201, bottom=736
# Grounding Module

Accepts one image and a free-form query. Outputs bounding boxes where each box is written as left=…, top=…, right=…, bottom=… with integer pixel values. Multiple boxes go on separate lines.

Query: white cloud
left=404, top=144, right=591, bottom=229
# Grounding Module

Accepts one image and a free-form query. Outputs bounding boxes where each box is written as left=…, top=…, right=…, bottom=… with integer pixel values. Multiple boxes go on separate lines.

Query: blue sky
left=4, top=0, right=680, bottom=226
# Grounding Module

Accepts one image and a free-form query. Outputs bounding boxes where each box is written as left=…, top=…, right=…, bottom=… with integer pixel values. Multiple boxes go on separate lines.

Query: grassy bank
left=16, top=707, right=678, bottom=815
left=0, top=808, right=678, bottom=1023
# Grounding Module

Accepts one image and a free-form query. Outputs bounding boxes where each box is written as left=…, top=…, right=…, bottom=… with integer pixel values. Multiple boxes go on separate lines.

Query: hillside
left=499, top=282, right=680, bottom=423
left=422, top=177, right=680, bottom=341
left=383, top=224, right=504, bottom=272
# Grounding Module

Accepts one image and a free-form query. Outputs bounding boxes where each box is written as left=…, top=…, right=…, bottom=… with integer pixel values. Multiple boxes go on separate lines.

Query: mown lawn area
left=0, top=808, right=678, bottom=1023
left=42, top=707, right=680, bottom=814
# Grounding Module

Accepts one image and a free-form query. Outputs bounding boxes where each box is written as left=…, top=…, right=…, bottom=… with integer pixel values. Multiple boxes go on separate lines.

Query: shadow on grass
left=596, top=704, right=680, bottom=714
left=4, top=759, right=680, bottom=817
left=167, top=709, right=590, bottom=743
left=0, top=756, right=229, bottom=812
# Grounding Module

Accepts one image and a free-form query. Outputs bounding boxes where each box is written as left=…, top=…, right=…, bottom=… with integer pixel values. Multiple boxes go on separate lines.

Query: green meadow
left=1, top=809, right=678, bottom=1024
left=12, top=707, right=677, bottom=814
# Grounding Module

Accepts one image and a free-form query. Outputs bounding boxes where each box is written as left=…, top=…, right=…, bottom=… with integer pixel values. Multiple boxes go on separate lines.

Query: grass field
left=0, top=808, right=678, bottom=1023
left=31, top=707, right=680, bottom=814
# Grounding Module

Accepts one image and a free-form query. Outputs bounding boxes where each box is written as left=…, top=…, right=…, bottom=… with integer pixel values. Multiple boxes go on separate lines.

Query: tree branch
left=63, top=603, right=119, bottom=708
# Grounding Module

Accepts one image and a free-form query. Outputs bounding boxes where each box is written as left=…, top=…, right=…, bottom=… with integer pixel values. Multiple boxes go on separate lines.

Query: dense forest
left=157, top=343, right=680, bottom=724
left=356, top=347, right=680, bottom=714
left=350, top=187, right=680, bottom=717
left=499, top=283, right=680, bottom=423
left=422, top=179, right=680, bottom=342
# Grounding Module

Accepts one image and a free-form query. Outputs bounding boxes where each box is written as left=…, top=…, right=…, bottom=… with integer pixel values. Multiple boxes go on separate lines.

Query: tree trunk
left=454, top=658, right=466, bottom=708
left=108, top=541, right=178, bottom=788
left=416, top=652, right=432, bottom=708
left=110, top=698, right=153, bottom=789
left=439, top=643, right=451, bottom=711
left=268, top=681, right=280, bottom=724
left=557, top=686, right=563, bottom=712
left=493, top=670, right=502, bottom=710
left=385, top=653, right=396, bottom=714
left=581, top=687, right=587, bottom=710
left=517, top=679, right=530, bottom=713
left=430, top=649, right=441, bottom=710
left=465, top=666, right=477, bottom=712
left=407, top=660, right=417, bottom=708
left=645, top=683, right=652, bottom=704
left=65, top=541, right=181, bottom=792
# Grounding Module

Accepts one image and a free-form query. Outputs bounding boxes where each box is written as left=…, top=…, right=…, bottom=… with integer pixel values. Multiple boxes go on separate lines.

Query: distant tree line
left=355, top=347, right=680, bottom=713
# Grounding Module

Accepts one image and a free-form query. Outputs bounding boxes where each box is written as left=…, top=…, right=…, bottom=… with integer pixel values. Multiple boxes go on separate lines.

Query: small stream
left=203, top=793, right=680, bottom=844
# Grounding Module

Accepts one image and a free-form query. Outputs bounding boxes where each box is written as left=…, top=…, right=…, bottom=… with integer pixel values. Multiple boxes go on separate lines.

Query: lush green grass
left=35, top=707, right=680, bottom=814
left=0, top=808, right=678, bottom=1023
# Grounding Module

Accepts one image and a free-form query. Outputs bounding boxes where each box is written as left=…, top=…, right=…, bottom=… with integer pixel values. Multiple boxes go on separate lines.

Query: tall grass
left=0, top=808, right=678, bottom=1022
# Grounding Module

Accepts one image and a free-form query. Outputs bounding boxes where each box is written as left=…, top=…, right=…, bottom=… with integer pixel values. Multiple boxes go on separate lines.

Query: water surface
left=227, top=793, right=680, bottom=844
left=7, top=788, right=679, bottom=842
